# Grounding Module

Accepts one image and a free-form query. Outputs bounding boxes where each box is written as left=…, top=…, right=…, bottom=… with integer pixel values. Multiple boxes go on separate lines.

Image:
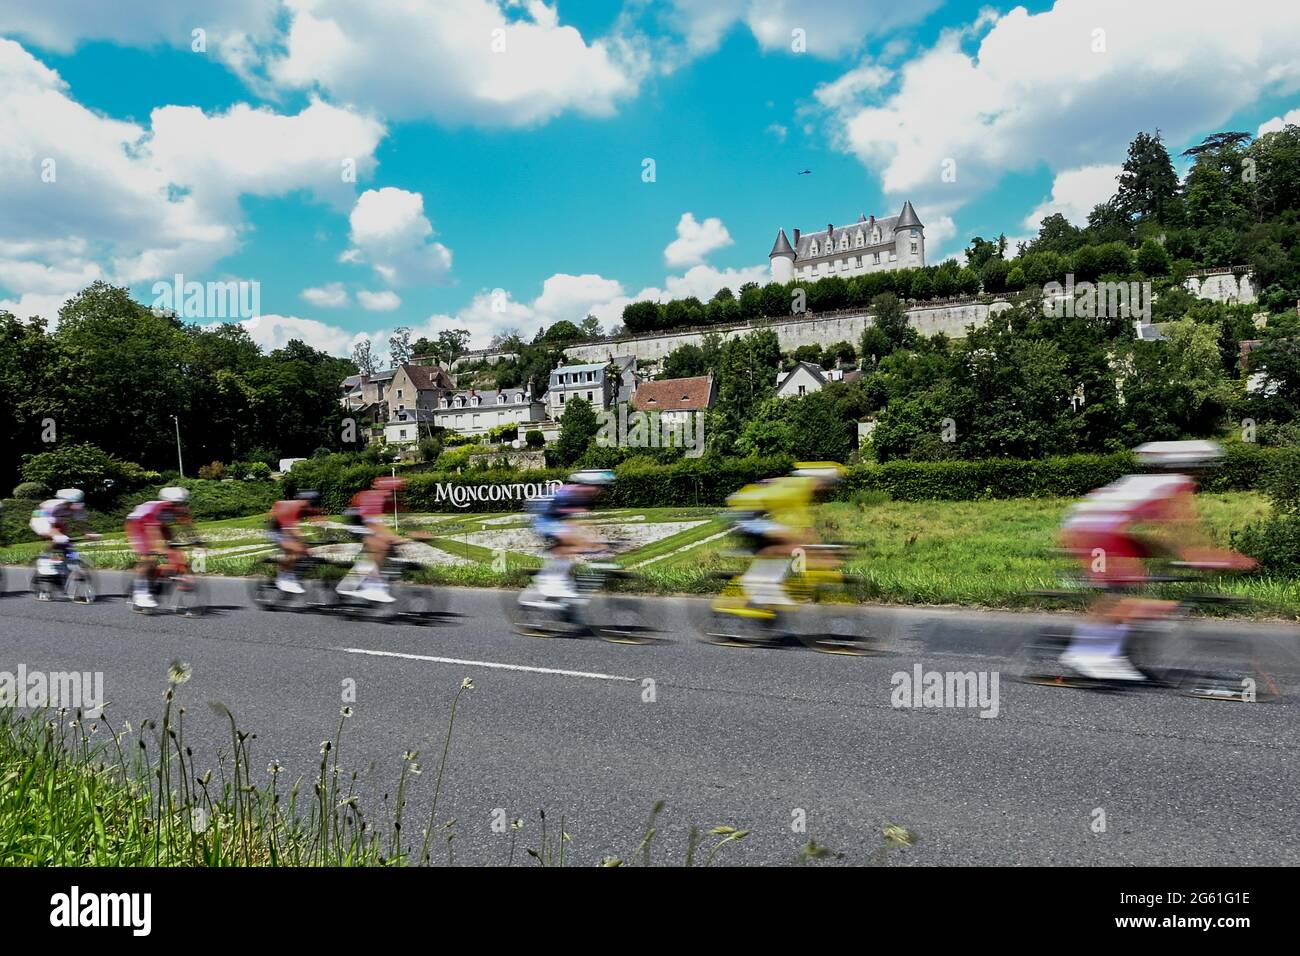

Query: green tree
left=554, top=396, right=600, bottom=466
left=1114, top=131, right=1179, bottom=223
left=1136, top=238, right=1172, bottom=276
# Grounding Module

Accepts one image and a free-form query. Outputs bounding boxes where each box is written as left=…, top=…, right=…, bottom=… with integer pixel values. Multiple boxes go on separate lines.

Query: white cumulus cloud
left=664, top=212, right=733, bottom=268
left=1259, top=108, right=1300, bottom=136
left=358, top=289, right=402, bottom=312
left=818, top=0, right=1300, bottom=219
left=267, top=0, right=645, bottom=127
left=343, top=188, right=453, bottom=287
left=301, top=282, right=350, bottom=308
left=1022, top=164, right=1122, bottom=230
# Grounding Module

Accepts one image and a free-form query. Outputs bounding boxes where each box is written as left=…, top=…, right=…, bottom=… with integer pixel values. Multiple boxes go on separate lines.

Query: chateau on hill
left=769, top=201, right=925, bottom=282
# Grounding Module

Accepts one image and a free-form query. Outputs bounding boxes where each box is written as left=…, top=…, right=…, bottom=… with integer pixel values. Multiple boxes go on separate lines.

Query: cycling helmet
left=374, top=476, right=406, bottom=493
left=569, top=469, right=616, bottom=486
left=1134, top=440, right=1223, bottom=469
left=56, top=488, right=84, bottom=503
left=161, top=486, right=190, bottom=503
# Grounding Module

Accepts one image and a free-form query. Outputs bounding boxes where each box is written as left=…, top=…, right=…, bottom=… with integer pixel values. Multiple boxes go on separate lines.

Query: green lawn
left=4, top=495, right=1296, bottom=616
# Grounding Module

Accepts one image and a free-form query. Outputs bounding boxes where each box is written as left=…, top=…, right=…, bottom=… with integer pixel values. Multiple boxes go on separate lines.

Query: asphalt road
left=2, top=568, right=1298, bottom=866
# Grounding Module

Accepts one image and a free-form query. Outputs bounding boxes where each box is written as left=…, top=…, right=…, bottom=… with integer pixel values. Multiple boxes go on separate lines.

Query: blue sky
left=1, top=0, right=1297, bottom=354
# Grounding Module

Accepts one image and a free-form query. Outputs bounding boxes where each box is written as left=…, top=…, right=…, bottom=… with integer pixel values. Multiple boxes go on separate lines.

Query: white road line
left=336, top=647, right=638, bottom=682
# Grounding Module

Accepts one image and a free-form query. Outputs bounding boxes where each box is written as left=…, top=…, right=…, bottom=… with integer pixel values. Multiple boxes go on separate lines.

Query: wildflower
left=168, top=660, right=192, bottom=685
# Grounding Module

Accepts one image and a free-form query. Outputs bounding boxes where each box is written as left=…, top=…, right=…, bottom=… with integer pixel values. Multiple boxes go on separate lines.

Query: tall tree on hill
left=1114, top=131, right=1180, bottom=224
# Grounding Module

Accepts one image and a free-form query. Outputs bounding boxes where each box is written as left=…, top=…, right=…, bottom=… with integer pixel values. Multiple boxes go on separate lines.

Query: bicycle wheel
left=173, top=576, right=207, bottom=617
left=401, top=581, right=445, bottom=623
left=791, top=600, right=878, bottom=655
left=503, top=579, right=580, bottom=638
left=1161, top=629, right=1288, bottom=703
left=247, top=558, right=283, bottom=611
left=590, top=592, right=658, bottom=644
left=30, top=567, right=54, bottom=601
left=1014, top=622, right=1084, bottom=687
left=65, top=565, right=97, bottom=604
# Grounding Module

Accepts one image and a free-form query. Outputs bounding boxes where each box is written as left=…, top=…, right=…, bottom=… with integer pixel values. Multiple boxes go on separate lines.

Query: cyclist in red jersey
left=1057, top=441, right=1256, bottom=681
left=268, top=490, right=325, bottom=593
left=337, top=476, right=409, bottom=603
left=125, top=487, right=194, bottom=609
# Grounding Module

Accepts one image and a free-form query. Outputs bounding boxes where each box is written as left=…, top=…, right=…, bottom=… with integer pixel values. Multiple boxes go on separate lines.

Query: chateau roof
left=790, top=201, right=923, bottom=260
left=769, top=228, right=795, bottom=259
left=896, top=200, right=923, bottom=229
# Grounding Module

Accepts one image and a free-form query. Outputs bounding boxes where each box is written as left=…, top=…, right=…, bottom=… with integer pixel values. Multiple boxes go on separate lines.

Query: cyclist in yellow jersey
left=726, top=463, right=843, bottom=608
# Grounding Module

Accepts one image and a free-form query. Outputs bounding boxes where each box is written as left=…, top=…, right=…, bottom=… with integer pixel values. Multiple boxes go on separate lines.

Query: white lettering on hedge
left=432, top=481, right=561, bottom=509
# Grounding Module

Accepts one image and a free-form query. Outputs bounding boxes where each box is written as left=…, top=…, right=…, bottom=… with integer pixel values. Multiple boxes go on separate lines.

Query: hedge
left=278, top=444, right=1279, bottom=515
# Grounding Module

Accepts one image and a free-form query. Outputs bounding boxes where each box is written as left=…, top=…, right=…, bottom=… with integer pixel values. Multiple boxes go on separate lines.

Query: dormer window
left=854, top=231, right=864, bottom=248
left=839, top=235, right=848, bottom=250
left=873, top=229, right=881, bottom=242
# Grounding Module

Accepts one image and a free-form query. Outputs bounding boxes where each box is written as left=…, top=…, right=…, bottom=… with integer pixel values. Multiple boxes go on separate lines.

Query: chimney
left=827, top=223, right=834, bottom=239
left=793, top=228, right=800, bottom=246
left=868, top=214, right=875, bottom=233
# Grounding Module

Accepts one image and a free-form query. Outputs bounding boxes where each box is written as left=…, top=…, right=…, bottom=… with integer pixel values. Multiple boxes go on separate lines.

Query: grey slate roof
left=439, top=388, right=536, bottom=409
left=769, top=228, right=795, bottom=259
left=789, top=202, right=922, bottom=261
left=896, top=200, right=923, bottom=229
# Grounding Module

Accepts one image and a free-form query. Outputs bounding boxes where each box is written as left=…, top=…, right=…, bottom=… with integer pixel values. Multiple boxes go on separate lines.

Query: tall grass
left=1, top=668, right=897, bottom=866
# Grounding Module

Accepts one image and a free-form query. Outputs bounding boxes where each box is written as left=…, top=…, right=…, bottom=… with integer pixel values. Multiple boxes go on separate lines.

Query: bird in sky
left=797, top=169, right=812, bottom=175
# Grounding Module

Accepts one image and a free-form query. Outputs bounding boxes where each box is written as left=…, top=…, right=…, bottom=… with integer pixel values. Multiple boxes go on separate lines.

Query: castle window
left=873, top=229, right=880, bottom=242
left=808, top=240, right=818, bottom=256
left=911, top=240, right=919, bottom=254
left=839, top=235, right=848, bottom=250
left=874, top=252, right=880, bottom=265
left=854, top=231, right=864, bottom=248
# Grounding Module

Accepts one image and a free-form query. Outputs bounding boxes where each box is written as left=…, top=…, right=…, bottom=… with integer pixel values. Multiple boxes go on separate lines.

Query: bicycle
left=505, top=540, right=660, bottom=643
left=248, top=552, right=339, bottom=611
left=312, top=548, right=445, bottom=625
left=134, top=543, right=207, bottom=617
left=693, top=543, right=880, bottom=655
left=1016, top=567, right=1288, bottom=701
left=30, top=546, right=98, bottom=604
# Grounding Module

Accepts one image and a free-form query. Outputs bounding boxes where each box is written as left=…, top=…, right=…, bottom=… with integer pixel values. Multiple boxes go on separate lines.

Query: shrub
left=197, top=460, right=226, bottom=480
left=12, top=481, right=47, bottom=500
left=20, top=443, right=148, bottom=503
left=525, top=430, right=545, bottom=449
left=246, top=461, right=273, bottom=481
left=228, top=461, right=252, bottom=481
left=417, top=438, right=443, bottom=463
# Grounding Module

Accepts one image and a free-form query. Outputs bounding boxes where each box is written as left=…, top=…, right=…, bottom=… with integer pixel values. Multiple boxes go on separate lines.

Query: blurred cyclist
left=268, top=490, right=325, bottom=594
left=726, top=462, right=844, bottom=608
left=125, top=486, right=194, bottom=609
left=528, top=469, right=616, bottom=603
left=30, top=488, right=98, bottom=562
left=1057, top=440, right=1256, bottom=682
left=337, top=475, right=408, bottom=603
